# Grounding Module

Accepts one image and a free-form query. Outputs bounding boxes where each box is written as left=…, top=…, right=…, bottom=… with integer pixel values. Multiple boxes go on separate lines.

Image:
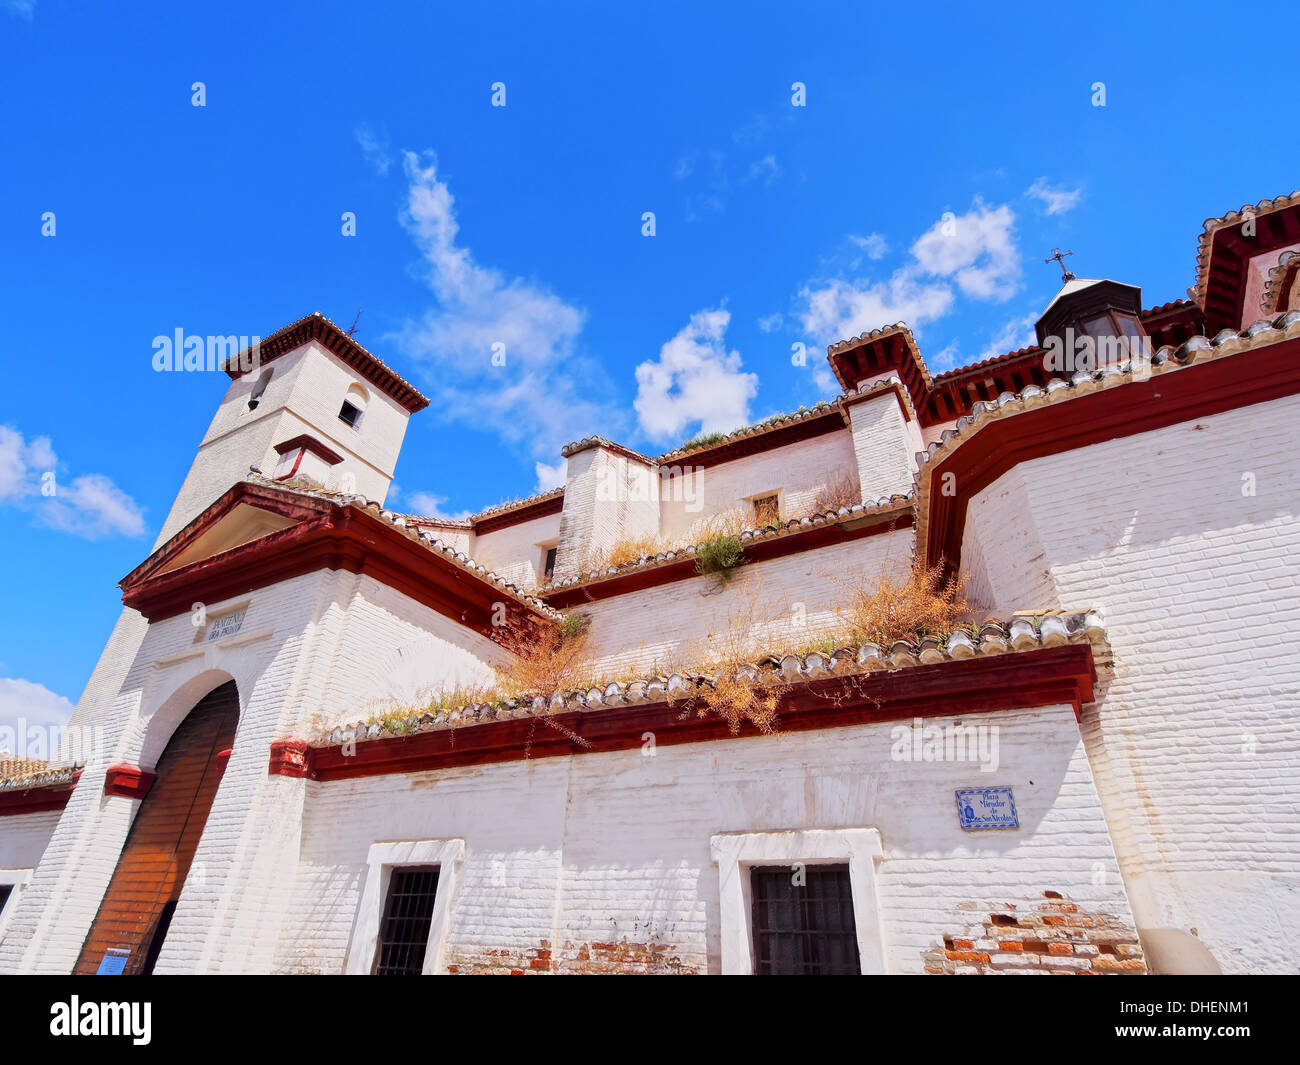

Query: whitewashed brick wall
left=659, top=431, right=860, bottom=543
left=273, top=702, right=1133, bottom=974
left=165, top=340, right=411, bottom=547
left=0, top=568, right=502, bottom=974
left=846, top=391, right=920, bottom=502
left=961, top=391, right=1300, bottom=974
left=0, top=811, right=60, bottom=871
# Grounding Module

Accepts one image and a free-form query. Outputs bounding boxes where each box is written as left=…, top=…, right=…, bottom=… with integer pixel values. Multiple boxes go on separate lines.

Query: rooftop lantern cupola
left=1035, top=248, right=1146, bottom=375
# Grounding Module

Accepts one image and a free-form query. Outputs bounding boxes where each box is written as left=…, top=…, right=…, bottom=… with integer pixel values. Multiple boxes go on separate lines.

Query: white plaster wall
left=471, top=512, right=562, bottom=592
left=659, top=431, right=859, bottom=544
left=960, top=391, right=1300, bottom=974
left=0, top=811, right=61, bottom=871
left=274, top=702, right=1132, bottom=975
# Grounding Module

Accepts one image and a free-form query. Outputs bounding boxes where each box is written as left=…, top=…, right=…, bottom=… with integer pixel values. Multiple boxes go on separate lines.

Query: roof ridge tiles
left=911, top=309, right=1300, bottom=553
left=244, top=475, right=563, bottom=621
left=539, top=491, right=915, bottom=594
left=320, top=609, right=1108, bottom=745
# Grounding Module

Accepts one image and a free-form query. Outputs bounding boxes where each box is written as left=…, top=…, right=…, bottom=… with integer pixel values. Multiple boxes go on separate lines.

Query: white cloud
left=795, top=200, right=1023, bottom=385
left=3, top=1, right=34, bottom=20
left=0, top=426, right=144, bottom=539
left=1026, top=178, right=1083, bottom=216
left=355, top=123, right=392, bottom=176
left=979, top=313, right=1039, bottom=361
left=931, top=341, right=963, bottom=373
left=534, top=460, right=566, bottom=492
left=798, top=271, right=953, bottom=346
left=758, top=312, right=784, bottom=334
left=849, top=233, right=889, bottom=260
left=911, top=200, right=1020, bottom=301
left=633, top=308, right=758, bottom=443
left=0, top=676, right=75, bottom=749
left=394, top=151, right=624, bottom=459
left=42, top=475, right=147, bottom=539
left=404, top=491, right=472, bottom=522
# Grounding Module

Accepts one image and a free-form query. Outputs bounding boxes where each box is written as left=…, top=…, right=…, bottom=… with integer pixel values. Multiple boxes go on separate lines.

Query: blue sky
left=0, top=0, right=1294, bottom=729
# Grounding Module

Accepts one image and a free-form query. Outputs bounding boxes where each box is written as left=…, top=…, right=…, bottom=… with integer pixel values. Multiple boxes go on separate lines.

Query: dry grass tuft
left=837, top=558, right=969, bottom=646
left=685, top=505, right=750, bottom=542
left=582, top=533, right=669, bottom=572
left=809, top=471, right=862, bottom=514
left=673, top=598, right=787, bottom=734
left=495, top=625, right=599, bottom=702
left=364, top=560, right=972, bottom=748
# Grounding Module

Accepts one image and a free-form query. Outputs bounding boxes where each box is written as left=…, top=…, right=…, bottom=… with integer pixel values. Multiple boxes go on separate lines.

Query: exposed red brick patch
left=923, top=892, right=1147, bottom=975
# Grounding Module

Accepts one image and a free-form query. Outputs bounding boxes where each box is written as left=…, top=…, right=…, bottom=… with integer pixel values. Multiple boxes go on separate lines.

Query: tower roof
left=226, top=311, right=430, bottom=413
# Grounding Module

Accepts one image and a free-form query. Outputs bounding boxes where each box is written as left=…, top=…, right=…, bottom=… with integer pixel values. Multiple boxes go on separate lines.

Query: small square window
left=750, top=864, right=860, bottom=975
left=752, top=494, right=780, bottom=525
left=339, top=400, right=363, bottom=429
left=373, top=866, right=441, bottom=975
left=543, top=546, right=558, bottom=580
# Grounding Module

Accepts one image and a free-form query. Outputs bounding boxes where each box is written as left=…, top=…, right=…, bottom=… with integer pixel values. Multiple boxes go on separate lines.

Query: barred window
left=750, top=864, right=860, bottom=975
left=373, top=866, right=441, bottom=975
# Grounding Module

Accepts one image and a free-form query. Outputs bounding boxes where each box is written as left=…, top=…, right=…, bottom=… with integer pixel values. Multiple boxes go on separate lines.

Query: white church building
left=1, top=191, right=1298, bottom=975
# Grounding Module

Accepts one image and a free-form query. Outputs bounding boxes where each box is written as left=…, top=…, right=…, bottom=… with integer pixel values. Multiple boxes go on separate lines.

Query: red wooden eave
left=0, top=770, right=82, bottom=816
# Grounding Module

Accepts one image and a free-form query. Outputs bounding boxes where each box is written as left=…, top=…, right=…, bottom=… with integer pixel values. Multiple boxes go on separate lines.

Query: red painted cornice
left=273, top=434, right=345, bottom=466
left=290, top=642, right=1095, bottom=781
left=0, top=770, right=81, bottom=816
left=473, top=492, right=565, bottom=535
left=103, top=764, right=155, bottom=800
left=120, top=482, right=555, bottom=640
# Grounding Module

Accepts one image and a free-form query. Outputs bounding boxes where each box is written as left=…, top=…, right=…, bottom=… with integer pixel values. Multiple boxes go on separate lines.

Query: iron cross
left=1044, top=248, right=1076, bottom=282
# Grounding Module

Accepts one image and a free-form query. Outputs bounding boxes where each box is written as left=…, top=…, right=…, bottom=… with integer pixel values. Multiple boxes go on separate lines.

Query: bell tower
left=62, top=313, right=428, bottom=738
left=155, top=312, right=429, bottom=545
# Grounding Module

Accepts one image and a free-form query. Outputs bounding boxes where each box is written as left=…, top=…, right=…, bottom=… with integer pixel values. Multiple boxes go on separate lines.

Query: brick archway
left=74, top=680, right=239, bottom=975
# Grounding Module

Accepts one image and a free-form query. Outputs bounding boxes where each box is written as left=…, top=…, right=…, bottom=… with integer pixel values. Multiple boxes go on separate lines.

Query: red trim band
left=925, top=335, right=1300, bottom=573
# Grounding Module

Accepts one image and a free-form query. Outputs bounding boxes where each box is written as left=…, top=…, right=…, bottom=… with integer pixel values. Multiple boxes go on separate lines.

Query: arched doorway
left=74, top=680, right=239, bottom=975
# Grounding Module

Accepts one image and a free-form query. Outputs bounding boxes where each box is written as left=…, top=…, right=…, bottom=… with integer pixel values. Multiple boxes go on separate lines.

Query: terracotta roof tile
left=0, top=756, right=79, bottom=792
left=1193, top=191, right=1300, bottom=303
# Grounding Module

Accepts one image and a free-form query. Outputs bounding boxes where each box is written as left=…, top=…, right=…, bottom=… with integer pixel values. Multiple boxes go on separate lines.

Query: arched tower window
left=246, top=368, right=273, bottom=412
left=339, top=382, right=369, bottom=429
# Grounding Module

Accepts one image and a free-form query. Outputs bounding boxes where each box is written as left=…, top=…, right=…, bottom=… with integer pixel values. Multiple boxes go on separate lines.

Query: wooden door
left=75, top=680, right=239, bottom=975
